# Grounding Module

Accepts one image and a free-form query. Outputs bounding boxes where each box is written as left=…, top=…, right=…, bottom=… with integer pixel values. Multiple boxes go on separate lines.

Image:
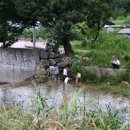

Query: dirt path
left=10, top=40, right=46, bottom=48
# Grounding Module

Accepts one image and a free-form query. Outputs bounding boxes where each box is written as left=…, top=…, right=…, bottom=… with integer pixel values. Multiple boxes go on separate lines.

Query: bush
left=70, top=60, right=99, bottom=82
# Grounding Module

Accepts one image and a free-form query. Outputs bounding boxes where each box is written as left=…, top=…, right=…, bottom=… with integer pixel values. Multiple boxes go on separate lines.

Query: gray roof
left=118, top=28, right=130, bottom=34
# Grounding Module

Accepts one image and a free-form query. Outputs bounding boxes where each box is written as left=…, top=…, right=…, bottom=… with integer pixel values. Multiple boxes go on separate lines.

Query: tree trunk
left=93, top=30, right=99, bottom=43
left=93, top=25, right=100, bottom=43
left=63, top=42, right=73, bottom=56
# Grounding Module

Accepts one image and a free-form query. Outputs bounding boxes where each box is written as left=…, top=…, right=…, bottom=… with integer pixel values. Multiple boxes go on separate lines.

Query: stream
left=0, top=80, right=130, bottom=121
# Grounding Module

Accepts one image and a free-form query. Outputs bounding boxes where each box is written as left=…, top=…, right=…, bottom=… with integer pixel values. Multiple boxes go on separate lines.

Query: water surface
left=0, top=80, right=130, bottom=120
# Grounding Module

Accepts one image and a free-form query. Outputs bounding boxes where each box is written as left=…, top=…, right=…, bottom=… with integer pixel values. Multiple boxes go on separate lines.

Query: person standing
left=76, top=72, right=81, bottom=87
left=63, top=66, right=68, bottom=82
left=53, top=64, right=59, bottom=81
left=49, top=63, right=54, bottom=79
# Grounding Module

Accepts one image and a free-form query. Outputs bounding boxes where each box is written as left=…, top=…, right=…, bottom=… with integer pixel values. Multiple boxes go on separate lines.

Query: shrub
left=70, top=60, right=99, bottom=82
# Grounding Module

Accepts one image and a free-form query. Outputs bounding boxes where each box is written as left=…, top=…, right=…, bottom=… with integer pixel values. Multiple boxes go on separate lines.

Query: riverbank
left=0, top=78, right=130, bottom=129
left=1, top=78, right=130, bottom=98
left=0, top=101, right=127, bottom=130
left=83, top=82, right=130, bottom=97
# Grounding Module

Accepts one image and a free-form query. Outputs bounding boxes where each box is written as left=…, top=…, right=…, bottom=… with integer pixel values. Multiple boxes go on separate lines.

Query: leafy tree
left=39, top=0, right=90, bottom=56
left=39, top=0, right=111, bottom=55
left=105, top=0, right=130, bottom=17
left=4, top=0, right=111, bottom=56
left=14, top=0, right=47, bottom=45
left=14, top=0, right=43, bottom=27
left=85, top=0, right=111, bottom=42
left=0, top=0, right=23, bottom=48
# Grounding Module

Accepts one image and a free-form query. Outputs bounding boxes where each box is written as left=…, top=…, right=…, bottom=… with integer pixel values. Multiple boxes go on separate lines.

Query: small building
left=118, top=28, right=130, bottom=38
left=104, top=25, right=126, bottom=32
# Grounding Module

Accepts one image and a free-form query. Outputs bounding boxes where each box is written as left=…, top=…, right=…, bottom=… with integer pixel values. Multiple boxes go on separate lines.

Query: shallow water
left=0, top=80, right=130, bottom=121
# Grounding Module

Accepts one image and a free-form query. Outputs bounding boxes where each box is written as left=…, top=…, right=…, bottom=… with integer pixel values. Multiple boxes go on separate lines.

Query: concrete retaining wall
left=0, top=48, right=63, bottom=83
left=84, top=66, right=126, bottom=78
left=0, top=48, right=40, bottom=70
left=0, top=48, right=40, bottom=83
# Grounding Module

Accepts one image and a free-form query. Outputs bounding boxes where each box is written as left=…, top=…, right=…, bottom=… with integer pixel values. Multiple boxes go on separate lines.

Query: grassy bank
left=70, top=29, right=130, bottom=96
left=72, top=29, right=130, bottom=69
left=113, top=16, right=130, bottom=26
left=84, top=82, right=130, bottom=97
left=70, top=61, right=130, bottom=96
left=0, top=91, right=129, bottom=130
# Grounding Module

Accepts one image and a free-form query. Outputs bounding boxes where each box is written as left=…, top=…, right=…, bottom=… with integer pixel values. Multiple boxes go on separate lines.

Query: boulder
left=62, top=57, right=72, bottom=64
left=120, top=81, right=130, bottom=88
left=57, top=61, right=69, bottom=68
left=35, top=63, right=47, bottom=82
left=82, top=57, right=90, bottom=61
left=40, top=50, right=48, bottom=59
left=49, top=52, right=55, bottom=58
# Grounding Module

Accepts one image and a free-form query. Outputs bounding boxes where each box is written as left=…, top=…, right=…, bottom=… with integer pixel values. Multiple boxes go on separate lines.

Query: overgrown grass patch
left=97, top=83, right=130, bottom=97
left=114, top=15, right=130, bottom=26
left=72, top=29, right=130, bottom=68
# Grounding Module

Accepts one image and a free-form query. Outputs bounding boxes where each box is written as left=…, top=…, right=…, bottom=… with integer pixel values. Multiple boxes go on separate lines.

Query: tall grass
left=0, top=91, right=129, bottom=130
left=72, top=29, right=130, bottom=69
left=114, top=15, right=130, bottom=26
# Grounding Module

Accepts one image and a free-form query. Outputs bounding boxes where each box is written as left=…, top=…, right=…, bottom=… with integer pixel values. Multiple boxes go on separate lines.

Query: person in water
left=76, top=72, right=81, bottom=87
left=63, top=66, right=68, bottom=81
left=53, top=63, right=59, bottom=81
left=64, top=77, right=70, bottom=85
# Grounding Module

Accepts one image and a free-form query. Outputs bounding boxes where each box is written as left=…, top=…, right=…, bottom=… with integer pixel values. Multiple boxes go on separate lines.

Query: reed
left=0, top=91, right=129, bottom=130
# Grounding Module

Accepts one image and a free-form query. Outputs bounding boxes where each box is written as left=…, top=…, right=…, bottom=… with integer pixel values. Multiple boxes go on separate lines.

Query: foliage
left=0, top=0, right=23, bottom=47
left=70, top=60, right=99, bottom=82
left=105, top=0, right=130, bottom=16
left=0, top=91, right=129, bottom=130
left=114, top=15, right=130, bottom=26
left=39, top=0, right=111, bottom=56
left=14, top=0, right=43, bottom=26
left=72, top=29, right=130, bottom=68
left=22, top=27, right=54, bottom=40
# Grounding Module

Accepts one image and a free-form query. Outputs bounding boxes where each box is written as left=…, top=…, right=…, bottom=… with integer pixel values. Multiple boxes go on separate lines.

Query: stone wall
left=84, top=66, right=126, bottom=78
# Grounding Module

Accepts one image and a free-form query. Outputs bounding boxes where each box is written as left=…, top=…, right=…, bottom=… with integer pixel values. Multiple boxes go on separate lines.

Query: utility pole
left=33, top=26, right=36, bottom=47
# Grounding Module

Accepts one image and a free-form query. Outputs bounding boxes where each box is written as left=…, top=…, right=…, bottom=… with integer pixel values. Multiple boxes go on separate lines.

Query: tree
left=39, top=0, right=89, bottom=56
left=104, top=0, right=130, bottom=17
left=39, top=0, right=111, bottom=56
left=14, top=0, right=44, bottom=26
left=0, top=0, right=24, bottom=48
left=85, top=0, right=111, bottom=42
left=14, top=0, right=45, bottom=46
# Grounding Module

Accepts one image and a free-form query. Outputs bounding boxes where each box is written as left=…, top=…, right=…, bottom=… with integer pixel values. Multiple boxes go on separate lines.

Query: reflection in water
left=0, top=81, right=130, bottom=120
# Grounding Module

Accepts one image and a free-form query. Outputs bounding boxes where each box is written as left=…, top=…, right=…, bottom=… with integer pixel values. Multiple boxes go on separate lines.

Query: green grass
left=113, top=15, right=130, bottom=26
left=0, top=91, right=129, bottom=130
left=71, top=29, right=130, bottom=69
left=86, top=83, right=130, bottom=97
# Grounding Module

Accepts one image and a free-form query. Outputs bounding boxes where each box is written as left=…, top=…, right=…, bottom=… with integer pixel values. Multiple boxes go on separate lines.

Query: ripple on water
left=0, top=81, right=130, bottom=120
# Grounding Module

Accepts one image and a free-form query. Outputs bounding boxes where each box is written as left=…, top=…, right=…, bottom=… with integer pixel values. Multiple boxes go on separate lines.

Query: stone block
left=40, top=50, right=48, bottom=59
left=57, top=61, right=69, bottom=67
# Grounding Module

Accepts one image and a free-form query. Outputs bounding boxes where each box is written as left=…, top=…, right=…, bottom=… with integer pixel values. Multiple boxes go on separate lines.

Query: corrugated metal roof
left=118, top=28, right=130, bottom=34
